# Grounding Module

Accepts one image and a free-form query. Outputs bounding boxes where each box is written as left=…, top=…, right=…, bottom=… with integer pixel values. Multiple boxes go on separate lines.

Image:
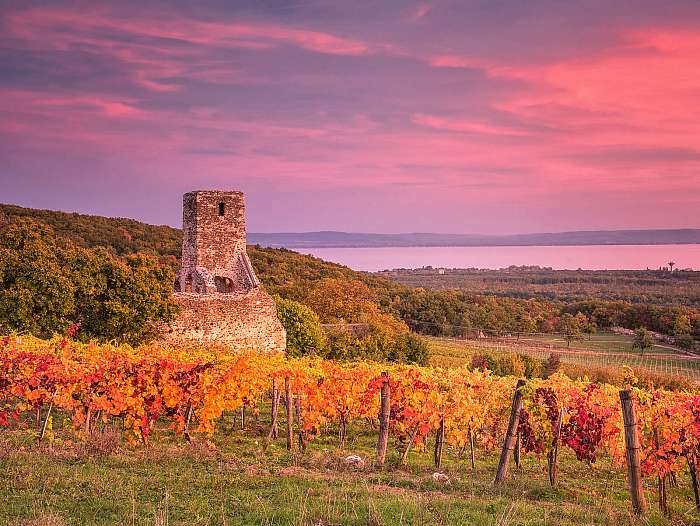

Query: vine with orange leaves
left=1, top=334, right=699, bottom=501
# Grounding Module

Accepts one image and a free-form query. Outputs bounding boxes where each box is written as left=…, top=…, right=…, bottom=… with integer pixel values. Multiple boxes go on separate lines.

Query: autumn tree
left=303, top=278, right=378, bottom=323
left=558, top=313, right=584, bottom=348
left=673, top=314, right=692, bottom=337
left=632, top=327, right=655, bottom=353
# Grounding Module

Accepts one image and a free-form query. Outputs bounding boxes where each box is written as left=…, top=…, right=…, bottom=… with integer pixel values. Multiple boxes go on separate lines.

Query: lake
left=299, top=244, right=700, bottom=272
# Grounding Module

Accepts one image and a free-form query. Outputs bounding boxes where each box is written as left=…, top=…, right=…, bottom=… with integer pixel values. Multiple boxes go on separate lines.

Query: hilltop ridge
left=248, top=229, right=700, bottom=248
left=4, top=203, right=698, bottom=251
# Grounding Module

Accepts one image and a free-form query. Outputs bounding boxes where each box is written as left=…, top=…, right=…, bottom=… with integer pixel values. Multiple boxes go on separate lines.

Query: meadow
left=3, top=417, right=695, bottom=526
left=427, top=333, right=700, bottom=385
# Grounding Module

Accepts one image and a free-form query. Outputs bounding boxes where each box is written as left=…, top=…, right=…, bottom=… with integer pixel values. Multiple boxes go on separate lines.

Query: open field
left=509, top=333, right=680, bottom=354
left=2, top=414, right=698, bottom=526
left=380, top=268, right=700, bottom=307
left=427, top=333, right=700, bottom=382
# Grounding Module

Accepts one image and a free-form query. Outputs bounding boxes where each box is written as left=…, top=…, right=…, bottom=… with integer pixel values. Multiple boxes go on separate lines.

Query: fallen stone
left=431, top=472, right=450, bottom=484
left=343, top=455, right=365, bottom=469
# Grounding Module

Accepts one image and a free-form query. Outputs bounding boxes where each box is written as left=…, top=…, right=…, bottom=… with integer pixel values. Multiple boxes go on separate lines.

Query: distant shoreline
left=291, top=244, right=700, bottom=272
left=252, top=242, right=700, bottom=249
left=248, top=229, right=700, bottom=249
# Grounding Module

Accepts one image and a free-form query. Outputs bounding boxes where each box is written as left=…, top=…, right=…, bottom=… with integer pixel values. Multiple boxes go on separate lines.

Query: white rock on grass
left=343, top=455, right=365, bottom=469
left=431, top=472, right=450, bottom=484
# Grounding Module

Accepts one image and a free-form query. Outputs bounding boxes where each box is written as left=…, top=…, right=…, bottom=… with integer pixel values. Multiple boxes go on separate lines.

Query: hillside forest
left=1, top=203, right=698, bottom=358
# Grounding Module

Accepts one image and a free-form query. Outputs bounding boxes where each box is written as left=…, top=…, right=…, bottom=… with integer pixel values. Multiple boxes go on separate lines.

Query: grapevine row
left=1, top=335, right=698, bottom=490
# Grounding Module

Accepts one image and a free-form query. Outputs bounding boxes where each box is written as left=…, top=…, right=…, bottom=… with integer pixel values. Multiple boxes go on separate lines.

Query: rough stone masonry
left=163, top=190, right=286, bottom=352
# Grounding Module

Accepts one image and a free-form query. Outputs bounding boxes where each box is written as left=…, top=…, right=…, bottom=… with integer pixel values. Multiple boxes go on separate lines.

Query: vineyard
left=1, top=334, right=700, bottom=522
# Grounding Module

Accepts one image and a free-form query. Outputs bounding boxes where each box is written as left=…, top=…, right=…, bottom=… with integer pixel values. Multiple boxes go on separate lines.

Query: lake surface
left=299, top=244, right=700, bottom=272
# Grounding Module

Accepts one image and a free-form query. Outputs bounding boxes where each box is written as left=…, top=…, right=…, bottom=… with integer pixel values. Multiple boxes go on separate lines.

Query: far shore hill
left=1, top=203, right=698, bottom=249
left=248, top=229, right=700, bottom=248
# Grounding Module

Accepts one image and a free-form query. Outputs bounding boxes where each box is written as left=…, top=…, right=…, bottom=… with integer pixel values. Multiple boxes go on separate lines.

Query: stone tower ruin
left=175, top=191, right=259, bottom=294
left=164, top=190, right=286, bottom=352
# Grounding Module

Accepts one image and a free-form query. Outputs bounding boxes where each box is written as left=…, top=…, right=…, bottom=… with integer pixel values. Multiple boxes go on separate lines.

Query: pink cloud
left=2, top=6, right=699, bottom=233
left=412, top=113, right=535, bottom=137
left=3, top=6, right=373, bottom=93
left=423, top=28, right=700, bottom=188
left=428, top=54, right=496, bottom=71
left=7, top=7, right=371, bottom=56
left=409, top=4, right=433, bottom=22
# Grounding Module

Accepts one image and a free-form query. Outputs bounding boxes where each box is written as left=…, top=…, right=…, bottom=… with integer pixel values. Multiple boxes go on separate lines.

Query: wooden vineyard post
left=401, top=423, right=421, bottom=465
left=295, top=393, right=307, bottom=452
left=494, top=379, right=526, bottom=485
left=547, top=408, right=564, bottom=487
left=375, top=372, right=390, bottom=468
left=514, top=431, right=521, bottom=469
left=338, top=413, right=347, bottom=449
left=619, top=390, right=647, bottom=515
left=264, top=379, right=281, bottom=450
left=38, top=400, right=54, bottom=442
left=183, top=403, right=194, bottom=444
left=284, top=377, right=294, bottom=451
left=469, top=427, right=476, bottom=470
left=271, top=379, right=280, bottom=439
left=653, top=427, right=670, bottom=517
left=85, top=407, right=92, bottom=436
left=689, top=455, right=700, bottom=512
left=434, top=416, right=445, bottom=468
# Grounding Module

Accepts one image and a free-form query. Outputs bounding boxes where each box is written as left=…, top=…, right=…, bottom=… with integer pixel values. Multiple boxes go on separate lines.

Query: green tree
left=673, top=314, right=692, bottom=337
left=581, top=317, right=597, bottom=339
left=0, top=219, right=177, bottom=345
left=558, top=313, right=583, bottom=348
left=673, top=314, right=694, bottom=349
left=68, top=248, right=178, bottom=345
left=632, top=327, right=655, bottom=353
left=275, top=296, right=327, bottom=356
left=0, top=220, right=75, bottom=336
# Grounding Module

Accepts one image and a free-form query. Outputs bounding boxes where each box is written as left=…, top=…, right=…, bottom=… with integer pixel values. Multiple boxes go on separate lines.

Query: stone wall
left=163, top=288, right=286, bottom=352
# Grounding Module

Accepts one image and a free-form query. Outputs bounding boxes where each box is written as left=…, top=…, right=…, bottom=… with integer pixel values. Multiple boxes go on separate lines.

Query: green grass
left=426, top=333, right=700, bottom=382
left=1, top=414, right=698, bottom=525
left=511, top=333, right=677, bottom=355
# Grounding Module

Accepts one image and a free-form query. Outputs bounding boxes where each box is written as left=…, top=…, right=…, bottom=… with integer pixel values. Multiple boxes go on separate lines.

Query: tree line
left=1, top=205, right=697, bottom=355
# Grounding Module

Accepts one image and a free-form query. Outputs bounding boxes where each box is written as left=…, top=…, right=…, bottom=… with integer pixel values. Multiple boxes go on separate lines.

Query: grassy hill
left=0, top=202, right=388, bottom=293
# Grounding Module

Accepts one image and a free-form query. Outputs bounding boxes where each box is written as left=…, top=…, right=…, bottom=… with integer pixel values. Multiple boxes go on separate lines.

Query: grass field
left=2, top=413, right=698, bottom=526
left=426, top=333, right=700, bottom=382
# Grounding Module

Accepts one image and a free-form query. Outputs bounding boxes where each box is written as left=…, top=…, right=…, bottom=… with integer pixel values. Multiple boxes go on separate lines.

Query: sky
left=1, top=0, right=699, bottom=234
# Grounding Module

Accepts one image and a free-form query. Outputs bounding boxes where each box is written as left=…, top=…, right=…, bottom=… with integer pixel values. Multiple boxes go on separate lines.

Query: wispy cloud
left=1, top=3, right=699, bottom=232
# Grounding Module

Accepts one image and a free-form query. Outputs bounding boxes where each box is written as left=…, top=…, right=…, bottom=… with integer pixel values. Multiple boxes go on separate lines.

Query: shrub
left=542, top=353, right=562, bottom=378
left=321, top=324, right=428, bottom=365
left=274, top=296, right=327, bottom=357
left=518, top=353, right=542, bottom=378
left=674, top=334, right=694, bottom=350
left=469, top=351, right=541, bottom=378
